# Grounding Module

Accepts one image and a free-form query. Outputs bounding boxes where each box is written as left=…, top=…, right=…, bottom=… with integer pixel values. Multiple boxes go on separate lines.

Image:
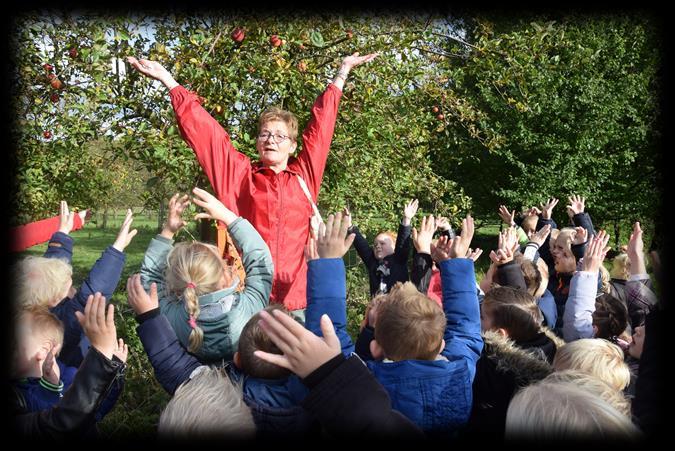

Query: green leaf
left=146, top=176, right=159, bottom=188
left=310, top=30, right=325, bottom=47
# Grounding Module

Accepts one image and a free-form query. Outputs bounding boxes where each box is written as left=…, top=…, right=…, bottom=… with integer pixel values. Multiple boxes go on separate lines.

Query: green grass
left=15, top=212, right=502, bottom=437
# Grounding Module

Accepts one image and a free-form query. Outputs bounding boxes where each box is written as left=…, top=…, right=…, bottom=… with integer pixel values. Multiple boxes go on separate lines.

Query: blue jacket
left=45, top=232, right=126, bottom=367
left=366, top=258, right=483, bottom=434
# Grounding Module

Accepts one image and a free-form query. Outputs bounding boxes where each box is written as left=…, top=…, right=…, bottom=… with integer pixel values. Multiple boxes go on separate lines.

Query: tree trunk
left=102, top=208, right=108, bottom=229
left=157, top=201, right=165, bottom=234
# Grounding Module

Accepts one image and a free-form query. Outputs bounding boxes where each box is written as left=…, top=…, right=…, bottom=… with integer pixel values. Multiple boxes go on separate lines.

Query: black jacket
left=11, top=347, right=126, bottom=438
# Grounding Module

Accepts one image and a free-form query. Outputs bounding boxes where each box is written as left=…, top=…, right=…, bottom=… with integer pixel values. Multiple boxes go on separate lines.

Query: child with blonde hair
left=12, top=200, right=136, bottom=367
left=140, top=188, right=274, bottom=362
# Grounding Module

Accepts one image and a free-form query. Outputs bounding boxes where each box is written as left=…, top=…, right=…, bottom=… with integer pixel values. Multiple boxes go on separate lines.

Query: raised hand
left=571, top=226, right=588, bottom=246
left=339, top=52, right=379, bottom=72
left=254, top=309, right=341, bottom=379
left=162, top=193, right=190, bottom=237
left=126, top=56, right=178, bottom=89
left=403, top=199, right=419, bottom=225
left=74, top=292, right=117, bottom=360
left=527, top=206, right=542, bottom=217
left=627, top=222, right=646, bottom=275
left=435, top=216, right=451, bottom=232
left=304, top=238, right=319, bottom=262
left=192, top=187, right=237, bottom=226
left=489, top=227, right=519, bottom=266
left=126, top=274, right=159, bottom=316
left=41, top=344, right=60, bottom=386
left=450, top=215, right=475, bottom=258
left=581, top=230, right=610, bottom=273
left=112, top=209, right=138, bottom=252
left=529, top=223, right=551, bottom=246
left=540, top=197, right=559, bottom=220
left=498, top=205, right=515, bottom=226
left=466, top=248, right=483, bottom=262
left=58, top=200, right=76, bottom=234
left=430, top=235, right=452, bottom=263
left=112, top=338, right=129, bottom=363
left=316, top=211, right=355, bottom=259
left=566, top=194, right=586, bottom=216
left=412, top=215, right=435, bottom=254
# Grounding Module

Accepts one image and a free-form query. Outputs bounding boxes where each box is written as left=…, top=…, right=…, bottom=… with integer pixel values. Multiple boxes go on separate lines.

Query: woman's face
left=256, top=120, right=297, bottom=169
left=374, top=234, right=395, bottom=260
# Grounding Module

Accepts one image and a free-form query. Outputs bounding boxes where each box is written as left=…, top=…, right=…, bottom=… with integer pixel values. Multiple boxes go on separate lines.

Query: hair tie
left=188, top=315, right=197, bottom=329
left=186, top=282, right=196, bottom=289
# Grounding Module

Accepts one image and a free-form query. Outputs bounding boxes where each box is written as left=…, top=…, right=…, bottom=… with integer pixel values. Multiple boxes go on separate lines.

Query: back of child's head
left=12, top=307, right=64, bottom=377
left=375, top=282, right=445, bottom=361
left=482, top=286, right=543, bottom=341
left=610, top=253, right=631, bottom=280
left=516, top=255, right=542, bottom=297
left=593, top=294, right=629, bottom=341
left=165, top=241, right=232, bottom=354
left=552, top=339, right=631, bottom=391
left=505, top=377, right=640, bottom=440
left=543, top=370, right=631, bottom=417
left=14, top=256, right=72, bottom=309
left=238, top=304, right=292, bottom=379
left=158, top=366, right=255, bottom=438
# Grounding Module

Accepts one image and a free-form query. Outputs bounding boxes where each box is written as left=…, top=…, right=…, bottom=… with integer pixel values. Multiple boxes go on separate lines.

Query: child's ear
left=437, top=339, right=446, bottom=356
left=233, top=351, right=242, bottom=369
left=495, top=328, right=509, bottom=338
left=370, top=340, right=385, bottom=360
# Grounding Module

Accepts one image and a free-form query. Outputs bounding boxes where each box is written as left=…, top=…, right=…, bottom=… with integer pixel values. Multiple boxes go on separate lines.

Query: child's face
left=628, top=325, right=645, bottom=359
left=551, top=235, right=576, bottom=274
left=374, top=234, right=395, bottom=260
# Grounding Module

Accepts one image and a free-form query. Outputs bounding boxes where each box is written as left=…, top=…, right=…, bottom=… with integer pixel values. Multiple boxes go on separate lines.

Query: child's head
left=235, top=304, right=292, bottom=379
left=165, top=241, right=233, bottom=354
left=11, top=307, right=64, bottom=378
left=14, top=256, right=73, bottom=309
left=373, top=231, right=396, bottom=260
left=592, top=294, right=629, bottom=340
left=550, top=228, right=577, bottom=274
left=543, top=370, right=631, bottom=417
left=553, top=339, right=631, bottom=391
left=521, top=215, right=538, bottom=236
left=158, top=366, right=255, bottom=438
left=610, top=253, right=631, bottom=280
left=372, top=282, right=445, bottom=361
left=361, top=293, right=388, bottom=330
left=481, top=286, right=543, bottom=341
left=505, top=377, right=640, bottom=440
left=516, top=255, right=542, bottom=298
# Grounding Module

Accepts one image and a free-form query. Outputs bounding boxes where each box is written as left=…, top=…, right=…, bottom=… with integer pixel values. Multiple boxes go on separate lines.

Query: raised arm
left=127, top=57, right=249, bottom=207
left=393, top=199, right=417, bottom=264
left=295, top=52, right=378, bottom=199
left=345, top=207, right=376, bottom=269
left=411, top=215, right=435, bottom=293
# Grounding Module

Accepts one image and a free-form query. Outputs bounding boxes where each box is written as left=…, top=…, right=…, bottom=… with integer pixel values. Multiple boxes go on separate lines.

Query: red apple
left=50, top=93, right=59, bottom=103
left=47, top=73, right=56, bottom=80
left=43, top=63, right=54, bottom=72
left=50, top=78, right=63, bottom=90
left=231, top=28, right=245, bottom=43
left=269, top=35, right=282, bottom=47
left=297, top=61, right=307, bottom=72
left=432, top=106, right=439, bottom=113
left=68, top=48, right=78, bottom=58
left=346, top=29, right=354, bottom=39
left=43, top=130, right=52, bottom=139
left=436, top=113, right=445, bottom=121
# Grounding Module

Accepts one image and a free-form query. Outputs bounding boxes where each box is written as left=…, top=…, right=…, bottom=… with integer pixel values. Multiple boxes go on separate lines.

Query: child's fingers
left=253, top=350, right=291, bottom=371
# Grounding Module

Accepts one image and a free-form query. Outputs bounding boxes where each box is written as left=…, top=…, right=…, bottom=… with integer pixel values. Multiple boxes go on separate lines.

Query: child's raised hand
left=58, top=200, right=76, bottom=235
left=539, top=197, right=559, bottom=220
left=75, top=292, right=117, bottom=360
left=403, top=199, right=419, bottom=224
left=254, top=309, right=341, bottom=379
left=498, top=205, right=515, bottom=226
left=571, top=226, right=588, bottom=246
left=316, top=212, right=355, bottom=259
left=626, top=222, right=644, bottom=261
left=163, top=193, right=190, bottom=234
left=112, top=209, right=138, bottom=252
left=435, top=216, right=451, bottom=231
left=430, top=235, right=452, bottom=263
left=192, top=187, right=238, bottom=226
left=126, top=274, right=159, bottom=315
left=566, top=194, right=586, bottom=216
left=581, top=230, right=610, bottom=273
left=466, top=247, right=483, bottom=262
left=41, top=344, right=60, bottom=386
left=450, top=215, right=475, bottom=258
left=112, top=338, right=129, bottom=363
left=412, top=214, right=435, bottom=254
left=529, top=223, right=551, bottom=246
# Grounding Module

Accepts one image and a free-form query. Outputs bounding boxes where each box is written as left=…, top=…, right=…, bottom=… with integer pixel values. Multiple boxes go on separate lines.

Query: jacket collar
left=251, top=157, right=302, bottom=176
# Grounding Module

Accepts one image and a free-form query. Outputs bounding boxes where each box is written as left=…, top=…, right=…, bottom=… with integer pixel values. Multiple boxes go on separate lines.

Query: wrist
left=160, top=228, right=175, bottom=240
left=162, top=75, right=179, bottom=90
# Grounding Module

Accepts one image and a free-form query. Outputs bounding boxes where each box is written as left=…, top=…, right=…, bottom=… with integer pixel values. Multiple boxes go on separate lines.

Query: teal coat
left=140, top=218, right=273, bottom=362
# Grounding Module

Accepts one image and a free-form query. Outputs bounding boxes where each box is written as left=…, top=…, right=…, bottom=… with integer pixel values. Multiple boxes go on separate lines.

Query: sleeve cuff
left=135, top=307, right=161, bottom=324
left=39, top=377, right=64, bottom=392
left=629, top=273, right=650, bottom=281
left=302, top=353, right=346, bottom=389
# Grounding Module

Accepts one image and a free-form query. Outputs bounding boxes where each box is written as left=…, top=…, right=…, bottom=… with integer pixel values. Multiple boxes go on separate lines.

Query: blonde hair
left=482, top=286, right=543, bottom=341
left=158, top=366, right=255, bottom=438
left=238, top=304, right=291, bottom=379
left=505, top=378, right=641, bottom=440
left=521, top=215, right=538, bottom=234
left=376, top=231, right=397, bottom=246
left=375, top=282, right=445, bottom=361
left=259, top=107, right=299, bottom=142
left=598, top=265, right=611, bottom=294
left=165, top=242, right=232, bottom=354
left=610, top=253, right=631, bottom=280
left=13, top=307, right=65, bottom=373
left=14, top=256, right=72, bottom=309
left=544, top=370, right=631, bottom=417
left=553, top=339, right=631, bottom=391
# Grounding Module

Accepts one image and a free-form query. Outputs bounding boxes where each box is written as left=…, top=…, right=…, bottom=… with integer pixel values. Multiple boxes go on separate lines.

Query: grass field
left=14, top=211, right=503, bottom=437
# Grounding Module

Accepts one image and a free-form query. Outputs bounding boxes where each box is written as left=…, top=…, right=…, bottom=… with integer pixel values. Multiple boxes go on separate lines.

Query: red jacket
left=10, top=214, right=84, bottom=253
left=170, top=84, right=342, bottom=310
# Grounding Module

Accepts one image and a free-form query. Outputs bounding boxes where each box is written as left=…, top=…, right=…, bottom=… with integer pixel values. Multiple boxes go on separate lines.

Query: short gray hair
left=158, top=366, right=255, bottom=438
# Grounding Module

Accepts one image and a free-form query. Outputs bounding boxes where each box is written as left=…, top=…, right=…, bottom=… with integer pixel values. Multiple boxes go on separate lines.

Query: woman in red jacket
left=127, top=51, right=377, bottom=317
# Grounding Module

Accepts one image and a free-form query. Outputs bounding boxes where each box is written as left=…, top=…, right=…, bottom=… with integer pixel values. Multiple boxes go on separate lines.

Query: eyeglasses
left=257, top=132, right=290, bottom=143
